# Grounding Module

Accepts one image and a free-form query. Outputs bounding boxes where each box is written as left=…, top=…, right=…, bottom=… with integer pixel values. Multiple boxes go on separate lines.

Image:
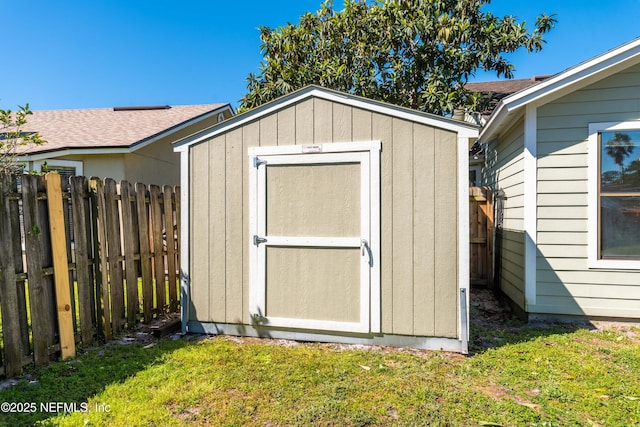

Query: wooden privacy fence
left=0, top=173, right=180, bottom=377
left=469, top=187, right=494, bottom=287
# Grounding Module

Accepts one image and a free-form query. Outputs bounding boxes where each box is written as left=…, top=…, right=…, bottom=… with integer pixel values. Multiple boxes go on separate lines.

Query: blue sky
left=2, top=0, right=639, bottom=111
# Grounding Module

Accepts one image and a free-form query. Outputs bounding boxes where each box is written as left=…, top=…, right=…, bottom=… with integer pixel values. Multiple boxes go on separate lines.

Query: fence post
left=45, top=173, right=76, bottom=360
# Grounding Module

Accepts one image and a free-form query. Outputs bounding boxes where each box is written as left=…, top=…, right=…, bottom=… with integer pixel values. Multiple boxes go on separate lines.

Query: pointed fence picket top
left=0, top=174, right=180, bottom=378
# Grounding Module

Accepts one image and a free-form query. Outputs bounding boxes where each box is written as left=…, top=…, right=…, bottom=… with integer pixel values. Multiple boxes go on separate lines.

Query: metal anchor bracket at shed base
left=253, top=235, right=267, bottom=246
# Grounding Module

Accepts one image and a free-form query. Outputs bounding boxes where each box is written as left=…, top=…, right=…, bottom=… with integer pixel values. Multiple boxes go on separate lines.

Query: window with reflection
left=599, top=130, right=640, bottom=259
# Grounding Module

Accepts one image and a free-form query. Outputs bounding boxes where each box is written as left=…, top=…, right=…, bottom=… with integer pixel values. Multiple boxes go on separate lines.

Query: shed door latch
left=253, top=235, right=267, bottom=246
left=361, top=239, right=373, bottom=267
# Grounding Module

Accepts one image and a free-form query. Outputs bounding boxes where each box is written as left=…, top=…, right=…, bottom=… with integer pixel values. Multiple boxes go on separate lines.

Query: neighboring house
left=174, top=85, right=479, bottom=353
left=465, top=76, right=550, bottom=186
left=17, top=103, right=233, bottom=186
left=479, top=37, right=640, bottom=320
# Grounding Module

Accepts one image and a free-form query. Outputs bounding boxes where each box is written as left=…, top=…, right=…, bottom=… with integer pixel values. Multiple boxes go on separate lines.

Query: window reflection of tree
left=604, top=132, right=634, bottom=186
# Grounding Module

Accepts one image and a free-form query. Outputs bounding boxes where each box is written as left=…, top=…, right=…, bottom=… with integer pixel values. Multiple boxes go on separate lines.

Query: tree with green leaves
left=239, top=0, right=556, bottom=115
left=0, top=104, right=45, bottom=174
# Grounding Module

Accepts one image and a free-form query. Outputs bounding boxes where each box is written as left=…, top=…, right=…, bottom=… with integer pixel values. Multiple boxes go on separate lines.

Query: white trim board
left=524, top=104, right=538, bottom=308
left=187, top=321, right=469, bottom=354
left=179, top=149, right=190, bottom=333
left=457, top=135, right=470, bottom=352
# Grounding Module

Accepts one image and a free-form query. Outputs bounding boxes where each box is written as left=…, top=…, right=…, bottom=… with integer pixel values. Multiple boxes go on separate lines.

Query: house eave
left=18, top=147, right=130, bottom=162
left=479, top=37, right=640, bottom=142
left=131, top=104, right=233, bottom=152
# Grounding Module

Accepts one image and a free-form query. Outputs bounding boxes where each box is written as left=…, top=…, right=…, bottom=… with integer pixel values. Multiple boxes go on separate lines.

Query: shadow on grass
left=0, top=336, right=192, bottom=426
left=468, top=287, right=595, bottom=355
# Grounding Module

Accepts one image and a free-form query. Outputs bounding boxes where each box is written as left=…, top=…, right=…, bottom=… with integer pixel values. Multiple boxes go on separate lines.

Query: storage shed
left=174, top=86, right=478, bottom=353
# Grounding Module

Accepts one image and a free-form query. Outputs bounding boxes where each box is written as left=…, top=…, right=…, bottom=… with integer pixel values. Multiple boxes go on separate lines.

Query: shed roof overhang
left=479, top=37, right=640, bottom=143
left=173, top=85, right=479, bottom=153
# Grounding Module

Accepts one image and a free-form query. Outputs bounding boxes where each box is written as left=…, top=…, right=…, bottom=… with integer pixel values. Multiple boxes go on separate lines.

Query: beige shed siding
left=189, top=141, right=210, bottom=321
left=189, top=97, right=461, bottom=337
left=485, top=118, right=526, bottom=309
left=535, top=63, right=640, bottom=317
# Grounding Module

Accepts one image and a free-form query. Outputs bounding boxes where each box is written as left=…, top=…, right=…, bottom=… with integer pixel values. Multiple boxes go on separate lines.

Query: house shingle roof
left=466, top=75, right=551, bottom=119
left=19, top=103, right=229, bottom=154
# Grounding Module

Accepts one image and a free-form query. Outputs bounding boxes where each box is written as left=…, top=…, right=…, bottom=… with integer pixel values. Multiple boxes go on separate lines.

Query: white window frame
left=32, top=159, right=83, bottom=176
left=588, top=121, right=640, bottom=269
left=248, top=141, right=381, bottom=333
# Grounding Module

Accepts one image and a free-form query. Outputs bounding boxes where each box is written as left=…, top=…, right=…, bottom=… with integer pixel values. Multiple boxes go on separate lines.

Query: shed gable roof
left=174, top=85, right=478, bottom=151
left=480, top=37, right=640, bottom=142
left=19, top=103, right=231, bottom=156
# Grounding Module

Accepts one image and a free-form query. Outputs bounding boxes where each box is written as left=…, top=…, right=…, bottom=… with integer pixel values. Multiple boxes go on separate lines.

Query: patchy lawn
left=0, top=290, right=638, bottom=426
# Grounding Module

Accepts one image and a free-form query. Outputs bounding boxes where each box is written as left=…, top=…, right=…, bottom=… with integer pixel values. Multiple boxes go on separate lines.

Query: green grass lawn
left=0, top=318, right=638, bottom=426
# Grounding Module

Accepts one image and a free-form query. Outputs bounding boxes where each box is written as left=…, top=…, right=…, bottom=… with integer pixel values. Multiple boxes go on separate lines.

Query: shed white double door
left=249, top=142, right=380, bottom=333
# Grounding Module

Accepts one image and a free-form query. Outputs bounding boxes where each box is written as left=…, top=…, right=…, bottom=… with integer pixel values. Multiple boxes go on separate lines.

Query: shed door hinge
left=253, top=235, right=267, bottom=246
left=253, top=157, right=267, bottom=168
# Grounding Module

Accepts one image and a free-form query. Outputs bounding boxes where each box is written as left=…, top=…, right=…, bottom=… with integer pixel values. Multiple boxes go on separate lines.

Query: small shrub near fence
left=0, top=173, right=180, bottom=378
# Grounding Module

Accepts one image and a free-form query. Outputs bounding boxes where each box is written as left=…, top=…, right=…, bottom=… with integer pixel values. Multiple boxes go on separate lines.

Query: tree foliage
left=0, top=104, right=45, bottom=174
left=239, top=0, right=556, bottom=115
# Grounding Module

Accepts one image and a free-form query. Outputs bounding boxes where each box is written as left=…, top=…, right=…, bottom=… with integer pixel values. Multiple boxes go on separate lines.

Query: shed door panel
left=250, top=148, right=377, bottom=333
left=266, top=246, right=360, bottom=322
left=266, top=163, right=360, bottom=237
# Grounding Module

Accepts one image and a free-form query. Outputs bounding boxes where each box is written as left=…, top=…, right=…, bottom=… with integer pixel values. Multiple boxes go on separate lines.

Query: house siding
left=188, top=97, right=461, bottom=338
left=534, top=62, right=640, bottom=318
left=485, top=117, right=526, bottom=310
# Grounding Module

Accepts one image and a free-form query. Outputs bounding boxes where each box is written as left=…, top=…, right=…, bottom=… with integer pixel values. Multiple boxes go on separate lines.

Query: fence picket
left=0, top=175, right=25, bottom=377
left=164, top=186, right=178, bottom=311
left=120, top=181, right=139, bottom=327
left=149, top=185, right=165, bottom=314
left=90, top=177, right=112, bottom=340
left=9, top=177, right=30, bottom=356
left=135, top=183, right=154, bottom=322
left=70, top=176, right=95, bottom=345
left=22, top=175, right=51, bottom=366
left=104, top=178, right=124, bottom=333
left=35, top=176, right=58, bottom=351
